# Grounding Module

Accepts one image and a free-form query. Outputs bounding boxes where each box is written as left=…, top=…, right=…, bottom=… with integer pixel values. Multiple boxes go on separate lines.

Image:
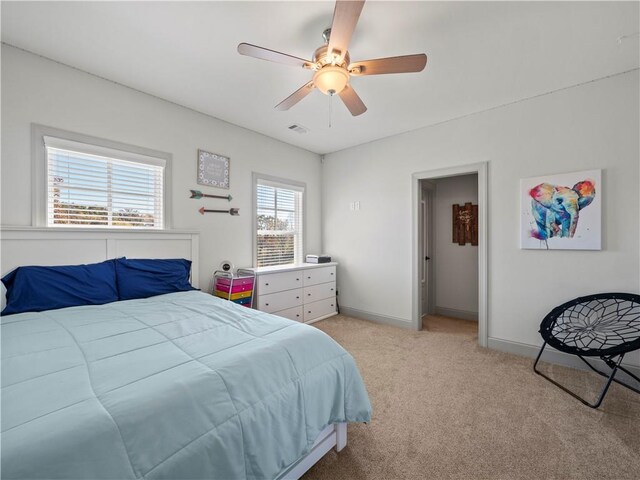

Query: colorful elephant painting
left=529, top=180, right=596, bottom=241
left=521, top=169, right=601, bottom=250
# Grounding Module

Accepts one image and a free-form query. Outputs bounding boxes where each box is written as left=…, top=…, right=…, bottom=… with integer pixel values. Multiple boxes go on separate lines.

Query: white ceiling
left=2, top=1, right=638, bottom=154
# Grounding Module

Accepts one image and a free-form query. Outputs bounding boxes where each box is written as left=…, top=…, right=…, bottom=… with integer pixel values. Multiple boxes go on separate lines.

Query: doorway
left=421, top=174, right=479, bottom=335
left=411, top=162, right=488, bottom=347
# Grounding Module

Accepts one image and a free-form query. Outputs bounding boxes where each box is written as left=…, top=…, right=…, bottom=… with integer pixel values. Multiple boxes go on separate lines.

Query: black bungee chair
left=534, top=293, right=640, bottom=408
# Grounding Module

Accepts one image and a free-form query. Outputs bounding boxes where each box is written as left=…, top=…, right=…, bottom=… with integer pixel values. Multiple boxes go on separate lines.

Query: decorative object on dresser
left=306, top=254, right=332, bottom=263
left=251, top=263, right=338, bottom=323
left=197, top=149, right=230, bottom=188
left=452, top=202, right=478, bottom=246
left=190, top=189, right=232, bottom=201
left=213, top=268, right=256, bottom=308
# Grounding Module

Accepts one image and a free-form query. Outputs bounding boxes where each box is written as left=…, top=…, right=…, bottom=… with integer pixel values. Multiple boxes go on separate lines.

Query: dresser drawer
left=274, top=306, right=304, bottom=322
left=257, top=288, right=303, bottom=313
left=303, top=282, right=336, bottom=303
left=303, top=297, right=337, bottom=322
left=302, top=266, right=336, bottom=286
left=257, top=270, right=303, bottom=295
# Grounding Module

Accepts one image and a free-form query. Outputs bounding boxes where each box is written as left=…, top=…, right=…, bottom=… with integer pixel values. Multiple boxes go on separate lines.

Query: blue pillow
left=1, top=260, right=118, bottom=316
left=115, top=258, right=195, bottom=300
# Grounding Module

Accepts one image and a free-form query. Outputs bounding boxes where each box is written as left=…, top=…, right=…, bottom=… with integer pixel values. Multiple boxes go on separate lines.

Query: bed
left=0, top=229, right=372, bottom=479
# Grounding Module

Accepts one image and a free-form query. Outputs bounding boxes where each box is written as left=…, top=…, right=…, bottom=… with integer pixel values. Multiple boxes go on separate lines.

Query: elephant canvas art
left=520, top=169, right=601, bottom=250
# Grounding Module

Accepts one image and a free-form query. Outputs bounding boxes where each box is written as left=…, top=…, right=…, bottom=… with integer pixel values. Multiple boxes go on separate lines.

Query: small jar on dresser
left=249, top=263, right=338, bottom=323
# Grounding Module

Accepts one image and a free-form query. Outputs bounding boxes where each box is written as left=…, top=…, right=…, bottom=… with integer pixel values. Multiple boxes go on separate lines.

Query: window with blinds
left=255, top=179, right=304, bottom=267
left=44, top=136, right=165, bottom=229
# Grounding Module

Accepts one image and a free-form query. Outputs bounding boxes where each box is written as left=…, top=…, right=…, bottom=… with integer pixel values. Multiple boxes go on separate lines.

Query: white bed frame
left=0, top=227, right=200, bottom=285
left=278, top=423, right=347, bottom=480
left=0, top=226, right=347, bottom=479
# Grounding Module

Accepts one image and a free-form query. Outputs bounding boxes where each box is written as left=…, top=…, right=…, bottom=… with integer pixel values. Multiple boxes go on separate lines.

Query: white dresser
left=250, top=263, right=338, bottom=323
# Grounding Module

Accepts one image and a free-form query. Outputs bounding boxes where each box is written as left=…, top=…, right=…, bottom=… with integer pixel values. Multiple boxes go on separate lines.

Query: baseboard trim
left=305, top=312, right=338, bottom=325
left=339, top=306, right=415, bottom=330
left=488, top=337, right=640, bottom=378
left=336, top=307, right=640, bottom=377
left=434, top=306, right=478, bottom=321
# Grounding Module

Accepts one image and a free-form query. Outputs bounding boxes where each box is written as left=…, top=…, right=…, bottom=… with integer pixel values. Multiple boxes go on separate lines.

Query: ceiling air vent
left=288, top=124, right=308, bottom=134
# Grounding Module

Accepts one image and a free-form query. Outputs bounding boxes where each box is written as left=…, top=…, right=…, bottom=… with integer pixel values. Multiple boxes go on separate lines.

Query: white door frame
left=411, top=162, right=488, bottom=347
left=420, top=184, right=435, bottom=316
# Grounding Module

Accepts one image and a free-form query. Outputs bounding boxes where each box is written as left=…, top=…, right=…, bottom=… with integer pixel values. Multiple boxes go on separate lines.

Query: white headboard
left=0, top=227, right=200, bottom=287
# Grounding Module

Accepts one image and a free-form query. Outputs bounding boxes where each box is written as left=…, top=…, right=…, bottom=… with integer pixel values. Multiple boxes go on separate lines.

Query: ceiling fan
left=237, top=0, right=427, bottom=116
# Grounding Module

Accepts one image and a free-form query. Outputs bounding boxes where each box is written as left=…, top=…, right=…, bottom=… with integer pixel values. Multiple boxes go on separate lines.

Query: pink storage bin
left=216, top=276, right=254, bottom=287
left=215, top=279, right=255, bottom=293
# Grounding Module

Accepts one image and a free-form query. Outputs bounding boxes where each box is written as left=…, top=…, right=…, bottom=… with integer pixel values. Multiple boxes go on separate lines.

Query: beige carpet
left=303, top=315, right=640, bottom=480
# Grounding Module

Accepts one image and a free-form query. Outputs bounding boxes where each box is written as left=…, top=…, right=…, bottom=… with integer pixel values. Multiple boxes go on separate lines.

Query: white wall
left=323, top=70, right=639, bottom=367
left=1, top=45, right=322, bottom=289
left=432, top=174, right=478, bottom=319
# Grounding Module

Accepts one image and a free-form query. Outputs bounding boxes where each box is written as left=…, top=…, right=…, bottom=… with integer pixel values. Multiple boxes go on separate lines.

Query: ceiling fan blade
left=237, top=43, right=313, bottom=69
left=327, top=0, right=365, bottom=62
left=349, top=54, right=427, bottom=76
left=275, top=81, right=316, bottom=111
left=338, top=84, right=367, bottom=116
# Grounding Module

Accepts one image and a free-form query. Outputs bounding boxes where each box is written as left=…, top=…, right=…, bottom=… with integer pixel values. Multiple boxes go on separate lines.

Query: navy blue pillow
left=1, top=260, right=118, bottom=316
left=115, top=258, right=195, bottom=300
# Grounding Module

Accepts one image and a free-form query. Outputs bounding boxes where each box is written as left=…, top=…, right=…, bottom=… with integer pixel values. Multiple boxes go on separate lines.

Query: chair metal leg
left=533, top=342, right=628, bottom=408
left=617, top=365, right=640, bottom=391
left=576, top=355, right=640, bottom=395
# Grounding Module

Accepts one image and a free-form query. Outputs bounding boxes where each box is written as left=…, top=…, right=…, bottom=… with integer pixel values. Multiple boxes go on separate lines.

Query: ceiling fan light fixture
left=313, top=65, right=349, bottom=95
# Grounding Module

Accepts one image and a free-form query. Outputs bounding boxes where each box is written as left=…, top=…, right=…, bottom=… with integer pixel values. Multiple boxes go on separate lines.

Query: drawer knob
left=296, top=314, right=300, bottom=317
left=296, top=278, right=300, bottom=281
left=331, top=304, right=334, bottom=307
left=330, top=272, right=334, bottom=275
left=307, top=293, right=311, bottom=296
left=296, top=296, right=300, bottom=299
left=308, top=311, right=312, bottom=314
left=265, top=282, right=269, bottom=286
left=307, top=276, right=311, bottom=279
left=330, top=288, right=334, bottom=291
left=265, top=303, right=269, bottom=306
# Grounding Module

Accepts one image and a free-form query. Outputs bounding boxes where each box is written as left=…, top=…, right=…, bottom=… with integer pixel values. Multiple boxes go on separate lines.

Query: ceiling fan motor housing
left=312, top=45, right=350, bottom=69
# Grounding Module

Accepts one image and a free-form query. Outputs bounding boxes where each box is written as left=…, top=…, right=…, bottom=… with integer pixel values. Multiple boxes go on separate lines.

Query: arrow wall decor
left=190, top=190, right=232, bottom=201
left=199, top=207, right=240, bottom=216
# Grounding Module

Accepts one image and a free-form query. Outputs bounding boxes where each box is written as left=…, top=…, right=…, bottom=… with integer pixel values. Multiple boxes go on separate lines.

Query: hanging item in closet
left=452, top=203, right=478, bottom=246
left=190, top=190, right=232, bottom=201
left=199, top=207, right=239, bottom=216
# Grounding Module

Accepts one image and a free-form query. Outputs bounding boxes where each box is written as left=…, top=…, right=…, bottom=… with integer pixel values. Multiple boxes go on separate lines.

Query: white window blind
left=256, top=179, right=304, bottom=267
left=44, top=136, right=165, bottom=229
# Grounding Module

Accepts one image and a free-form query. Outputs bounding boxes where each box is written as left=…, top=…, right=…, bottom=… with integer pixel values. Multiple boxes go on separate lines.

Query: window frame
left=252, top=172, right=306, bottom=268
left=32, top=124, right=172, bottom=230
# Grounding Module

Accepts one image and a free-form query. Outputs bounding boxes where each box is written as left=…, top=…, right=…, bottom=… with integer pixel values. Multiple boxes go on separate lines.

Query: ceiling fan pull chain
left=328, top=93, right=333, bottom=128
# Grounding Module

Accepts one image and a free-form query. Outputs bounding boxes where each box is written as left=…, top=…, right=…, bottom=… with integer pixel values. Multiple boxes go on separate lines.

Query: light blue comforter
left=1, top=291, right=371, bottom=479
